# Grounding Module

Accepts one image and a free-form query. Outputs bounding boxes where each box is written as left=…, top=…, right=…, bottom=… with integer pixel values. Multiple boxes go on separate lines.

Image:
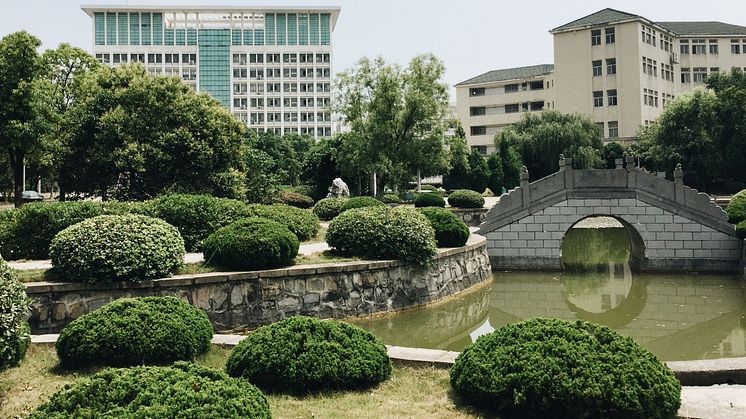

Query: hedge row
left=0, top=256, right=30, bottom=372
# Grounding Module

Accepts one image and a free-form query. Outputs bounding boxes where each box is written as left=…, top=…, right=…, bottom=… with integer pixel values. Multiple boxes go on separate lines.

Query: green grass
left=0, top=344, right=478, bottom=419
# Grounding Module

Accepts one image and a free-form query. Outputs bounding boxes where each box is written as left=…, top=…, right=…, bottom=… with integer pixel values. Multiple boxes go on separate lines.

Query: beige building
left=457, top=8, right=746, bottom=151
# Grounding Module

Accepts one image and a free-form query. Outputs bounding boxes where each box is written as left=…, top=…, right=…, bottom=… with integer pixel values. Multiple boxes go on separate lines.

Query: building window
left=608, top=121, right=619, bottom=138
left=530, top=101, right=544, bottom=111
left=605, top=27, right=615, bottom=44
left=709, top=41, right=719, bottom=54
left=693, top=67, right=707, bottom=83
left=470, top=126, right=487, bottom=136
left=681, top=68, right=691, bottom=83
left=472, top=145, right=487, bottom=155
left=680, top=40, right=690, bottom=54
left=607, top=89, right=618, bottom=106
left=504, top=103, right=519, bottom=113
left=504, top=83, right=519, bottom=93
left=642, top=26, right=656, bottom=46
left=592, top=60, right=602, bottom=77
left=732, top=41, right=741, bottom=54
left=593, top=91, right=603, bottom=107
left=591, top=29, right=601, bottom=46
left=595, top=122, right=604, bottom=138
left=692, top=39, right=706, bottom=54
left=710, top=67, right=720, bottom=74
left=470, top=87, right=485, bottom=96
left=470, top=106, right=486, bottom=116
left=606, top=58, right=616, bottom=75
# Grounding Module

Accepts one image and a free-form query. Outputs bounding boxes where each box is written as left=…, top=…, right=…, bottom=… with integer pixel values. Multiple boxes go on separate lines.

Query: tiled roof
left=656, top=21, right=746, bottom=36
left=455, top=64, right=554, bottom=86
left=551, top=8, right=640, bottom=32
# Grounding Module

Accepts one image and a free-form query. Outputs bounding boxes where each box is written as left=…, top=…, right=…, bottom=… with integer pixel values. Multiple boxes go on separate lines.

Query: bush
left=0, top=256, right=30, bottom=372
left=482, top=188, right=494, bottom=197
left=203, top=218, right=299, bottom=270
left=245, top=204, right=319, bottom=241
left=450, top=318, right=681, bottom=418
left=30, top=362, right=271, bottom=419
left=339, top=196, right=386, bottom=212
left=418, top=184, right=437, bottom=192
left=726, top=190, right=746, bottom=224
left=279, top=190, right=315, bottom=209
left=312, top=197, right=348, bottom=220
left=737, top=220, right=746, bottom=239
left=144, top=194, right=251, bottom=251
left=226, top=316, right=390, bottom=393
left=326, top=206, right=437, bottom=265
left=414, top=192, right=445, bottom=208
left=447, top=189, right=485, bottom=208
left=417, top=207, right=470, bottom=247
left=381, top=193, right=401, bottom=204
left=50, top=214, right=185, bottom=283
left=55, top=296, right=213, bottom=368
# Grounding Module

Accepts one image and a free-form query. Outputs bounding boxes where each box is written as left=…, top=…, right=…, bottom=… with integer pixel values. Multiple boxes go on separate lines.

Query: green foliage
left=0, top=256, right=30, bottom=371
left=245, top=204, right=319, bottom=241
left=244, top=147, right=280, bottom=204
left=55, top=297, right=212, bottom=368
left=30, top=362, right=271, bottom=418
left=602, top=142, right=628, bottom=169
left=302, top=136, right=343, bottom=200
left=49, top=214, right=185, bottom=283
left=726, top=190, right=746, bottom=223
left=450, top=318, right=681, bottom=418
left=226, top=316, right=391, bottom=394
left=203, top=218, right=299, bottom=270
left=486, top=154, right=504, bottom=193
left=414, top=192, right=445, bottom=208
left=495, top=111, right=604, bottom=180
left=417, top=207, right=469, bottom=247
left=467, top=149, right=490, bottom=192
left=382, top=193, right=402, bottom=204
left=326, top=206, right=437, bottom=265
left=447, top=189, right=484, bottom=208
left=340, top=196, right=386, bottom=212
left=251, top=132, right=314, bottom=187
left=279, top=190, right=315, bottom=209
left=736, top=220, right=746, bottom=239
left=443, top=135, right=471, bottom=190
left=312, top=197, right=348, bottom=221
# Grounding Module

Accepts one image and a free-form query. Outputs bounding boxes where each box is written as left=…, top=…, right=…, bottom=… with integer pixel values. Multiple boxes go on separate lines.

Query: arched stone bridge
left=478, top=156, right=743, bottom=272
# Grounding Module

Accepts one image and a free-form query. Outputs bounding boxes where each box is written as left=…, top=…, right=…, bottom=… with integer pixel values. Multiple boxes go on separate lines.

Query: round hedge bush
left=326, top=206, right=437, bottom=265
left=414, top=192, right=445, bottom=208
left=245, top=204, right=319, bottom=241
left=30, top=362, right=271, bottom=419
left=417, top=207, right=470, bottom=247
left=55, top=296, right=213, bottom=368
left=737, top=220, right=746, bottom=239
left=312, top=197, right=348, bottom=220
left=726, top=190, right=746, bottom=224
left=203, top=218, right=299, bottom=270
left=50, top=214, right=185, bottom=283
left=279, top=191, right=315, bottom=209
left=143, top=194, right=251, bottom=251
left=450, top=318, right=681, bottom=418
left=339, top=196, right=386, bottom=212
left=0, top=257, right=30, bottom=372
left=226, top=316, right=391, bottom=393
left=382, top=193, right=401, bottom=204
left=447, top=189, right=485, bottom=208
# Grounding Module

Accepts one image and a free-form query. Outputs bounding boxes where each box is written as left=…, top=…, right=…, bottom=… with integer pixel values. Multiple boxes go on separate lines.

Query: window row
left=680, top=39, right=726, bottom=55
left=96, top=53, right=197, bottom=65
left=596, top=121, right=619, bottom=138
left=231, top=67, right=330, bottom=79
left=680, top=67, right=721, bottom=83
left=641, top=26, right=657, bottom=47
left=245, top=126, right=332, bottom=137
left=232, top=53, right=330, bottom=65
left=643, top=88, right=659, bottom=107
left=232, top=97, right=332, bottom=110
left=591, top=27, right=615, bottom=46
left=591, top=58, right=616, bottom=76
left=233, top=82, right=332, bottom=95
left=729, top=39, right=746, bottom=54
left=592, top=90, right=617, bottom=107
left=641, top=57, right=657, bottom=76
left=237, top=111, right=331, bottom=123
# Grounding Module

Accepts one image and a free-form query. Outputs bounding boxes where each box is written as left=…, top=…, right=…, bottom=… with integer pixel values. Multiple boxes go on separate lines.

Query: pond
left=351, top=220, right=746, bottom=361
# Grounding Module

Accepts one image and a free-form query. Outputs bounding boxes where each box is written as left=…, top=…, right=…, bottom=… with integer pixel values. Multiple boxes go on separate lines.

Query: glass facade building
left=82, top=5, right=339, bottom=138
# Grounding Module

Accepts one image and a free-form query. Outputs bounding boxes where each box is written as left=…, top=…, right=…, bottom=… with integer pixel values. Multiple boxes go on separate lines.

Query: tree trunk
left=8, top=150, right=25, bottom=208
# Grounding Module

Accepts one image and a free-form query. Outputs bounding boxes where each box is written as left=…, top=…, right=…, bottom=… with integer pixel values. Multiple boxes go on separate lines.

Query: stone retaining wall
left=449, top=208, right=488, bottom=227
left=25, top=236, right=491, bottom=334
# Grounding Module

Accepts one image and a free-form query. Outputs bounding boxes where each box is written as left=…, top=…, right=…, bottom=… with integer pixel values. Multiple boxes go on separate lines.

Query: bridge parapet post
left=615, top=158, right=623, bottom=169
left=674, top=163, right=684, bottom=204
left=520, top=166, right=530, bottom=207
left=625, top=155, right=637, bottom=188
left=559, top=154, right=574, bottom=190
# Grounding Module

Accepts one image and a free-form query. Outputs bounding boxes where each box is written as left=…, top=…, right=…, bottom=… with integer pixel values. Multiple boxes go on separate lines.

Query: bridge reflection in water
left=351, top=226, right=746, bottom=361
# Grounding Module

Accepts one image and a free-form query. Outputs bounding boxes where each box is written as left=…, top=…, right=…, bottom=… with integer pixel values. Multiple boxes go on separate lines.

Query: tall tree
left=467, top=149, right=489, bottom=192
left=443, top=134, right=471, bottom=190
left=302, top=135, right=342, bottom=200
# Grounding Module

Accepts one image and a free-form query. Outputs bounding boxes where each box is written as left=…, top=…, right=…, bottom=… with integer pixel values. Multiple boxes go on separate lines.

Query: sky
left=3, top=0, right=746, bottom=101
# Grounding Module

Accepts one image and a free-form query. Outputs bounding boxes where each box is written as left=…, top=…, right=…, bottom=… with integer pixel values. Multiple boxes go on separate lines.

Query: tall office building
left=81, top=5, right=340, bottom=138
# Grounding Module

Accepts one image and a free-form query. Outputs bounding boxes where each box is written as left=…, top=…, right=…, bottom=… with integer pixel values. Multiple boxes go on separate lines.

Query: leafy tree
left=251, top=132, right=314, bottom=187
left=601, top=141, right=628, bottom=169
left=302, top=135, right=342, bottom=200
left=486, top=154, right=504, bottom=193
left=467, top=149, right=489, bottom=192
left=443, top=133, right=471, bottom=190
left=244, top=147, right=279, bottom=204
left=497, top=140, right=523, bottom=189
left=494, top=111, right=604, bottom=180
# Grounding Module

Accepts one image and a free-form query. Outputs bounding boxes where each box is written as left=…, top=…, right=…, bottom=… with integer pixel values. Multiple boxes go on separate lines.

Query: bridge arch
left=478, top=156, right=742, bottom=273
left=560, top=214, right=646, bottom=272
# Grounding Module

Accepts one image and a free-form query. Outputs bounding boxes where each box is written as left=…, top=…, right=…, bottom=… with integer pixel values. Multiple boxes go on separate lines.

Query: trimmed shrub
left=737, top=220, right=746, bottom=239
left=0, top=256, right=30, bottom=372
left=144, top=194, right=251, bottom=251
left=414, top=192, right=445, bottom=208
left=447, top=189, right=485, bottom=208
left=417, top=207, right=470, bottom=247
left=312, top=197, right=348, bottom=220
left=50, top=214, right=185, bottom=283
left=450, top=318, right=681, bottom=418
left=382, top=193, right=401, bottom=204
left=418, top=184, right=437, bottom=192
left=482, top=188, right=494, bottom=197
left=339, top=196, right=386, bottom=212
left=226, top=316, right=391, bottom=393
left=726, top=190, right=746, bottom=224
left=245, top=204, right=320, bottom=241
left=55, top=296, right=213, bottom=368
left=326, top=206, right=437, bottom=265
left=30, top=362, right=271, bottom=419
left=279, top=190, right=315, bottom=209
left=203, top=218, right=299, bottom=270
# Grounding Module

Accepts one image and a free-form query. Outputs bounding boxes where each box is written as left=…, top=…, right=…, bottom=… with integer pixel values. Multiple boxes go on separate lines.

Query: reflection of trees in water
left=562, top=227, right=630, bottom=271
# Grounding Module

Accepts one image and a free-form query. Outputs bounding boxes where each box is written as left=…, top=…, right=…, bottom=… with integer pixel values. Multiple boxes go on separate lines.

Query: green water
left=351, top=227, right=746, bottom=361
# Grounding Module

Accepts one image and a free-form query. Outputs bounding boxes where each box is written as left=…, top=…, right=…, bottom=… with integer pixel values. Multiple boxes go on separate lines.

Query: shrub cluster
left=381, top=193, right=401, bottom=204
left=56, top=296, right=213, bottom=368
left=447, top=189, right=485, bottom=208
left=737, top=220, right=746, bottom=239
left=726, top=189, right=746, bottom=224
left=0, top=257, right=30, bottom=372
left=30, top=362, right=271, bottom=419
left=417, top=207, right=470, bottom=247
left=49, top=214, right=185, bottom=283
left=450, top=318, right=681, bottom=418
left=226, top=316, right=391, bottom=393
left=245, top=204, right=319, bottom=241
left=312, top=197, right=348, bottom=220
left=203, top=218, right=299, bottom=270
left=326, top=206, right=437, bottom=265
left=339, top=196, right=386, bottom=212
left=279, top=190, right=315, bottom=209
left=414, top=192, right=445, bottom=208
left=144, top=194, right=251, bottom=251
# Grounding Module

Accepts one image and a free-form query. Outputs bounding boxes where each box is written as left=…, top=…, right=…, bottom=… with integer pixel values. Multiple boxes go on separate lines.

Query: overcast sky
left=3, top=0, right=746, bottom=101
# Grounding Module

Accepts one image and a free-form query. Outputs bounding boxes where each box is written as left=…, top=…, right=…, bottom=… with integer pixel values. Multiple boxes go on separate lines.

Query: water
left=351, top=225, right=746, bottom=361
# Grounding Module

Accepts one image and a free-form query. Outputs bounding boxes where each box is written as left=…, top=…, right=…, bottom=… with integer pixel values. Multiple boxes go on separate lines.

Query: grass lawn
left=0, top=344, right=479, bottom=419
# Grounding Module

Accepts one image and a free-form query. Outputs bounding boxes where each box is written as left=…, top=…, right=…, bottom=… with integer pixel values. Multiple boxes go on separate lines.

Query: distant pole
left=417, top=169, right=421, bottom=191
left=22, top=161, right=25, bottom=191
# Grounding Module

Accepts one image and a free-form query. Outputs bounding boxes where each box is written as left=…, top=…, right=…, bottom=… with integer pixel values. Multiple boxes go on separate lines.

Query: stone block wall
left=449, top=208, right=488, bottom=227
left=25, top=236, right=492, bottom=334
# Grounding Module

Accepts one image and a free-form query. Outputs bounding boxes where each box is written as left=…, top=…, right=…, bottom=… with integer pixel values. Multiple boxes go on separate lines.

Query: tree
left=0, top=31, right=45, bottom=207
left=494, top=111, right=604, bottom=180
left=302, top=135, right=342, bottom=200
left=486, top=154, right=504, bottom=193
left=601, top=141, right=628, bottom=169
left=251, top=132, right=313, bottom=187
left=497, top=139, right=522, bottom=189
left=467, top=149, right=489, bottom=192
left=443, top=131, right=471, bottom=190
